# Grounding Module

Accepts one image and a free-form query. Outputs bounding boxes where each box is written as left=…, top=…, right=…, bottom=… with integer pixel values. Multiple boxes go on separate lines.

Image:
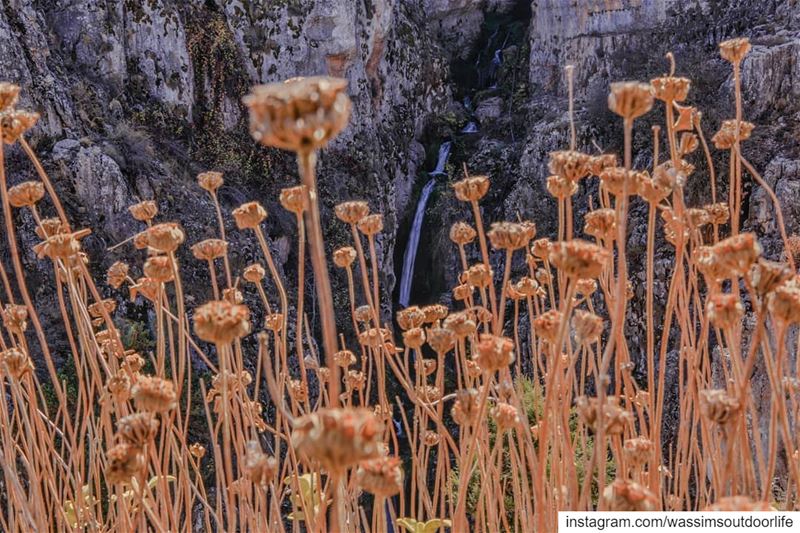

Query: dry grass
left=0, top=39, right=798, bottom=532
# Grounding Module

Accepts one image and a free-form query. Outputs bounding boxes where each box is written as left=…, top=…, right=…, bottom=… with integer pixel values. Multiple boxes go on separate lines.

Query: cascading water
left=398, top=141, right=451, bottom=307
left=461, top=121, right=478, bottom=133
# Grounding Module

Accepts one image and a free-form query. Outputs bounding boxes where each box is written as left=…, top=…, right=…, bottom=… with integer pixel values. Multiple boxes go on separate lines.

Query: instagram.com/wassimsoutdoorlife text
left=559, top=512, right=799, bottom=532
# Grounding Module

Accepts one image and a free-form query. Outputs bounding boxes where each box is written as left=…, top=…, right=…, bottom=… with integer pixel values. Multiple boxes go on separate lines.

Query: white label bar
left=558, top=512, right=800, bottom=532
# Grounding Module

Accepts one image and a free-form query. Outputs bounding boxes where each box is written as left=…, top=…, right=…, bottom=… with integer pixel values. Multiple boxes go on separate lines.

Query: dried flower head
left=333, top=349, right=357, bottom=368
left=704, top=202, right=730, bottom=225
left=129, top=277, right=160, bottom=303
left=132, top=375, right=177, bottom=413
left=584, top=208, right=617, bottom=241
left=748, top=259, right=792, bottom=298
left=403, top=327, right=426, bottom=350
left=712, top=233, right=761, bottom=278
left=548, top=150, right=591, bottom=182
left=712, top=119, right=755, bottom=150
left=699, top=389, right=740, bottom=425
left=463, top=263, right=493, bottom=288
left=334, top=200, right=370, bottom=224
left=192, top=238, right=228, bottom=261
left=767, top=278, right=800, bottom=324
left=189, top=443, right=206, bottom=459
left=397, top=306, right=425, bottom=330
left=357, top=213, right=383, bottom=235
left=426, top=327, right=455, bottom=355
left=706, top=293, right=744, bottom=329
left=600, top=167, right=642, bottom=197
left=719, top=37, right=751, bottom=64
left=491, top=402, right=520, bottom=430
left=0, top=82, right=20, bottom=112
left=107, top=371, right=131, bottom=400
left=244, top=76, right=351, bottom=153
left=197, top=171, right=224, bottom=193
left=3, top=304, right=28, bottom=334
left=147, top=223, right=184, bottom=253
left=650, top=76, right=690, bottom=102
left=546, top=174, right=578, bottom=198
left=623, top=436, right=653, bottom=467
left=1, top=348, right=33, bottom=379
left=194, top=300, right=251, bottom=344
left=106, top=261, right=129, bottom=289
left=450, top=221, right=477, bottom=245
left=549, top=240, right=610, bottom=279
left=1, top=110, right=39, bottom=144
left=586, top=154, right=616, bottom=176
left=575, top=278, right=597, bottom=296
left=8, top=181, right=44, bottom=208
left=705, top=496, right=773, bottom=512
left=33, top=230, right=89, bottom=261
left=515, top=277, right=539, bottom=297
left=572, top=309, right=604, bottom=343
left=473, top=334, right=514, bottom=372
left=242, top=440, right=278, bottom=486
left=116, top=412, right=159, bottom=447
left=291, top=407, right=383, bottom=472
left=87, top=299, right=116, bottom=319
left=603, top=479, right=657, bottom=511
left=243, top=263, right=266, bottom=283
left=129, top=200, right=158, bottom=223
left=449, top=390, right=479, bottom=428
left=488, top=221, right=532, bottom=250
left=333, top=246, right=357, bottom=268
left=576, top=396, right=632, bottom=435
left=280, top=185, right=308, bottom=214
left=452, top=175, right=490, bottom=202
left=608, top=82, right=654, bottom=120
left=355, top=305, right=373, bottom=323
left=232, top=202, right=267, bottom=229
left=421, top=304, right=449, bottom=324
left=143, top=255, right=175, bottom=283
left=443, top=311, right=477, bottom=338
left=533, top=310, right=562, bottom=344
left=35, top=217, right=65, bottom=239
left=105, top=443, right=144, bottom=485
left=357, top=456, right=403, bottom=497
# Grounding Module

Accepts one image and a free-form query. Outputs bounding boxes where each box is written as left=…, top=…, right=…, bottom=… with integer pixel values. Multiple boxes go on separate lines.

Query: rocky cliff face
left=2, top=0, right=800, bottom=382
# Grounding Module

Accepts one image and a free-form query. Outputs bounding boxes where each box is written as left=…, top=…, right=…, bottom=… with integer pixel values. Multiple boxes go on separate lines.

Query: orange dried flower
left=242, top=263, right=265, bottom=283
left=147, top=223, right=185, bottom=253
left=132, top=375, right=177, bottom=413
left=473, top=334, right=514, bottom=372
left=194, top=300, right=251, bottom=344
left=334, top=200, right=370, bottom=224
left=107, top=261, right=129, bottom=289
left=706, top=293, right=743, bottom=329
left=549, top=240, right=610, bottom=279
left=548, top=150, right=591, bottom=182
left=291, top=407, right=383, bottom=472
left=197, top=171, right=223, bottom=193
left=453, top=175, right=490, bottom=202
left=699, top=389, right=740, bottom=425
left=397, top=306, right=425, bottom=330
left=719, top=37, right=751, bottom=64
left=8, top=181, right=44, bottom=208
left=450, top=221, right=477, bottom=245
left=1, top=110, right=39, bottom=144
left=608, top=82, right=654, bottom=120
left=357, top=213, right=383, bottom=235
left=105, top=443, right=144, bottom=484
left=143, top=255, right=175, bottom=283
left=333, top=246, right=357, bottom=268
left=244, top=76, right=351, bottom=153
left=603, top=479, right=657, bottom=511
left=129, top=200, right=158, bottom=222
left=192, top=238, right=228, bottom=261
left=487, top=221, right=532, bottom=250
left=232, top=202, right=267, bottom=229
left=116, top=412, right=159, bottom=447
left=279, top=185, right=308, bottom=214
left=357, top=456, right=403, bottom=497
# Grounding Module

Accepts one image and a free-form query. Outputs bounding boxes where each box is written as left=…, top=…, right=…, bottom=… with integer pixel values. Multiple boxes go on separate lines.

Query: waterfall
left=429, top=141, right=451, bottom=176
left=461, top=121, right=478, bottom=134
left=398, top=142, right=451, bottom=307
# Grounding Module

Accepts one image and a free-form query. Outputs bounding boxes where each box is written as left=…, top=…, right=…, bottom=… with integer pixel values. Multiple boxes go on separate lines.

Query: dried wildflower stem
left=297, top=151, right=340, bottom=405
